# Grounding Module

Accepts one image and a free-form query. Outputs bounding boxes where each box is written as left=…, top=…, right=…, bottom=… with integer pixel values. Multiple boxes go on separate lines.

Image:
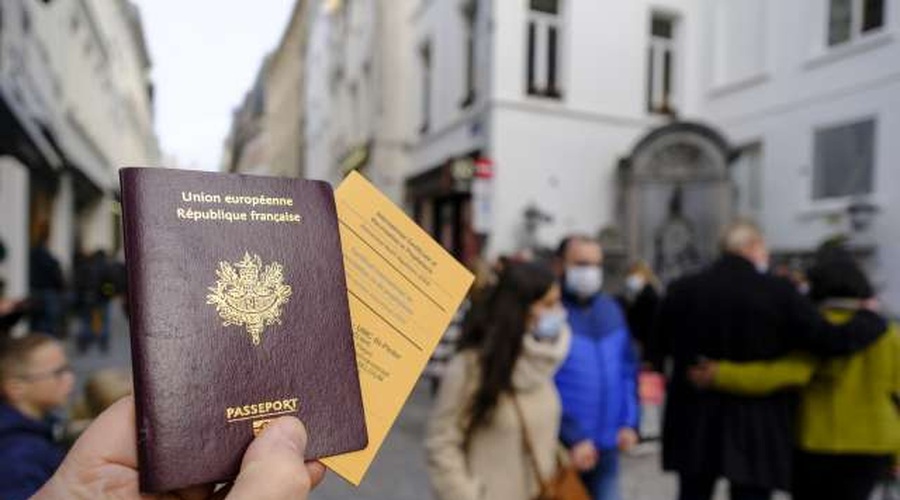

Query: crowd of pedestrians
left=426, top=221, right=898, bottom=500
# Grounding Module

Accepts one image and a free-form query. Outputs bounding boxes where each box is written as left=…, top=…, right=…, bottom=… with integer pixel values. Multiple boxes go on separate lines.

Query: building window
left=526, top=0, right=562, bottom=99
left=828, top=0, right=885, bottom=46
left=648, top=13, right=677, bottom=114
left=813, top=119, right=876, bottom=200
left=731, top=143, right=763, bottom=219
left=419, top=42, right=432, bottom=135
left=460, top=1, right=478, bottom=108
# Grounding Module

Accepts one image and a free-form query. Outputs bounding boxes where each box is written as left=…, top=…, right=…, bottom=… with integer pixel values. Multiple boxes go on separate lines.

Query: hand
left=617, top=428, right=639, bottom=452
left=33, top=396, right=326, bottom=499
left=569, top=440, right=599, bottom=472
left=688, top=360, right=719, bottom=389
left=0, top=298, right=22, bottom=315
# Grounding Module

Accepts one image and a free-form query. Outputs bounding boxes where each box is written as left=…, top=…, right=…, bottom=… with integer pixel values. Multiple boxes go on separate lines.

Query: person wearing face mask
left=618, top=261, right=663, bottom=370
left=655, top=220, right=889, bottom=500
left=426, top=262, right=572, bottom=500
left=552, top=235, right=639, bottom=500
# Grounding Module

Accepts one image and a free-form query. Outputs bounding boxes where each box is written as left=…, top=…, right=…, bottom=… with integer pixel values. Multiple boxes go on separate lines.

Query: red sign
left=474, top=157, right=493, bottom=179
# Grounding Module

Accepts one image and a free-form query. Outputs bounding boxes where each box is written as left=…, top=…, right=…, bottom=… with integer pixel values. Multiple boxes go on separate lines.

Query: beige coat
left=426, top=328, right=571, bottom=500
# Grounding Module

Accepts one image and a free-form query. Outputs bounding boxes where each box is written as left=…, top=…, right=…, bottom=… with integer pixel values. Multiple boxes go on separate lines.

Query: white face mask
left=532, top=308, right=567, bottom=340
left=625, top=274, right=646, bottom=293
left=565, top=266, right=603, bottom=299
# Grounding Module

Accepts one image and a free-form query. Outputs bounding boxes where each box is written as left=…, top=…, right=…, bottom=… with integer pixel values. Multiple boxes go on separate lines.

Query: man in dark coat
left=29, top=223, right=66, bottom=337
left=656, top=221, right=887, bottom=500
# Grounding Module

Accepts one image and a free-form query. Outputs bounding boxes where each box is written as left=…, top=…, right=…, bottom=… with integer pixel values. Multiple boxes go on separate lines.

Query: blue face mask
left=533, top=308, right=567, bottom=340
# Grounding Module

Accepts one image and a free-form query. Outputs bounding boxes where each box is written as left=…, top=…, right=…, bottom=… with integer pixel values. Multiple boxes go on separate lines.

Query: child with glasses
left=0, top=333, right=75, bottom=499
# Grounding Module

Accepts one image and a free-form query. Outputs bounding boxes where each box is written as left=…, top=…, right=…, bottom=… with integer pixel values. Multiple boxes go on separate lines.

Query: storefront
left=406, top=151, right=488, bottom=267
left=1, top=84, right=116, bottom=289
left=0, top=86, right=63, bottom=298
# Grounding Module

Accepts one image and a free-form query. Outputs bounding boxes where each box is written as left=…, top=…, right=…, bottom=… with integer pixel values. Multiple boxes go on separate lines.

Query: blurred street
left=63, top=306, right=776, bottom=500
left=65, top=306, right=681, bottom=499
left=2, top=0, right=899, bottom=498
left=70, top=302, right=786, bottom=500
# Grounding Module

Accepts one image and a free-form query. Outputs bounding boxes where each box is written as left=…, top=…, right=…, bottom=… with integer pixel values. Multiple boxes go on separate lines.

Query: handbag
left=511, top=395, right=591, bottom=500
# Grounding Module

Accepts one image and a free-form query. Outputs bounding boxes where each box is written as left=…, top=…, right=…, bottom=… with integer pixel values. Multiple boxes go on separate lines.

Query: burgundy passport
left=120, top=167, right=367, bottom=492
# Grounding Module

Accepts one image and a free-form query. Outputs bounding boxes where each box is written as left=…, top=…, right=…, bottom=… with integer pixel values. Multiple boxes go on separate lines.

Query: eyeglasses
left=17, top=364, right=73, bottom=382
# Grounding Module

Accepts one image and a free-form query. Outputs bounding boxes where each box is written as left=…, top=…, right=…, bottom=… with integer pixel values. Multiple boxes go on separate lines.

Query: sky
left=134, top=0, right=295, bottom=171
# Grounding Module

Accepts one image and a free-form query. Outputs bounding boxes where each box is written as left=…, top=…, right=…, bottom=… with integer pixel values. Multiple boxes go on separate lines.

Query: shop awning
left=0, top=81, right=62, bottom=171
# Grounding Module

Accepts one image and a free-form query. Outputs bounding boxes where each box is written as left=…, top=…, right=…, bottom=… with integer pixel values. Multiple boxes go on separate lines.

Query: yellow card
left=322, top=172, right=474, bottom=485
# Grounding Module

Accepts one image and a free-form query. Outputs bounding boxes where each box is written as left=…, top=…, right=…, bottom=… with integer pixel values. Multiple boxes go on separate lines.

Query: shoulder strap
left=511, top=393, right=550, bottom=493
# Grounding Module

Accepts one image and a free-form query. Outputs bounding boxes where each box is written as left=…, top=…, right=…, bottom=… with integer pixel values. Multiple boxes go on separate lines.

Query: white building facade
left=406, top=0, right=900, bottom=309
left=694, top=0, right=900, bottom=309
left=0, top=0, right=158, bottom=299
left=407, top=0, right=702, bottom=266
left=304, top=0, right=415, bottom=201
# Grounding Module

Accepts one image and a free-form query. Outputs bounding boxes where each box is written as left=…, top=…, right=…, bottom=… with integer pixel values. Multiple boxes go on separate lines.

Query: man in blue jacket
left=555, top=235, right=639, bottom=500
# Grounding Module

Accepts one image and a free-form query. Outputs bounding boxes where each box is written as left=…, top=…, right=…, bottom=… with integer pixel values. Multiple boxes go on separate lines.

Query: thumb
left=226, top=417, right=312, bottom=500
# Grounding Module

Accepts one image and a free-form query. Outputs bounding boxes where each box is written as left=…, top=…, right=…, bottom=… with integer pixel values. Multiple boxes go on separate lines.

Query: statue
left=654, top=186, right=702, bottom=284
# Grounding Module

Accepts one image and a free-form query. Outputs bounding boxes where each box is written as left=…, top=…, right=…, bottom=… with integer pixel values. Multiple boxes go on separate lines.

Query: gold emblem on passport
left=252, top=419, right=272, bottom=436
left=206, top=252, right=292, bottom=345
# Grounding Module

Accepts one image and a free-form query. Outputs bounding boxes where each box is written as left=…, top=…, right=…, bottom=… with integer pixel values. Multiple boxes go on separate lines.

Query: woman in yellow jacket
left=690, top=253, right=899, bottom=500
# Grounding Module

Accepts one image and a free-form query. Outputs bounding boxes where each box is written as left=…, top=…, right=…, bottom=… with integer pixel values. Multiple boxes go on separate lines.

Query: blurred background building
left=222, top=0, right=315, bottom=177
left=0, top=0, right=159, bottom=300
left=222, top=56, right=270, bottom=175
left=303, top=0, right=414, bottom=202
left=221, top=0, right=899, bottom=310
left=696, top=0, right=898, bottom=309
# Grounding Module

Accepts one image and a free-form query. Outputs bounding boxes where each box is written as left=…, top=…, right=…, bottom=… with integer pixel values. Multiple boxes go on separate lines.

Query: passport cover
left=120, top=167, right=367, bottom=492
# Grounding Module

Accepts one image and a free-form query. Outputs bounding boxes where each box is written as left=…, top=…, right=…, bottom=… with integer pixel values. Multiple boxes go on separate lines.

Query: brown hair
left=0, top=333, right=59, bottom=389
left=555, top=234, right=601, bottom=259
left=628, top=260, right=662, bottom=291
left=457, top=262, right=557, bottom=441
